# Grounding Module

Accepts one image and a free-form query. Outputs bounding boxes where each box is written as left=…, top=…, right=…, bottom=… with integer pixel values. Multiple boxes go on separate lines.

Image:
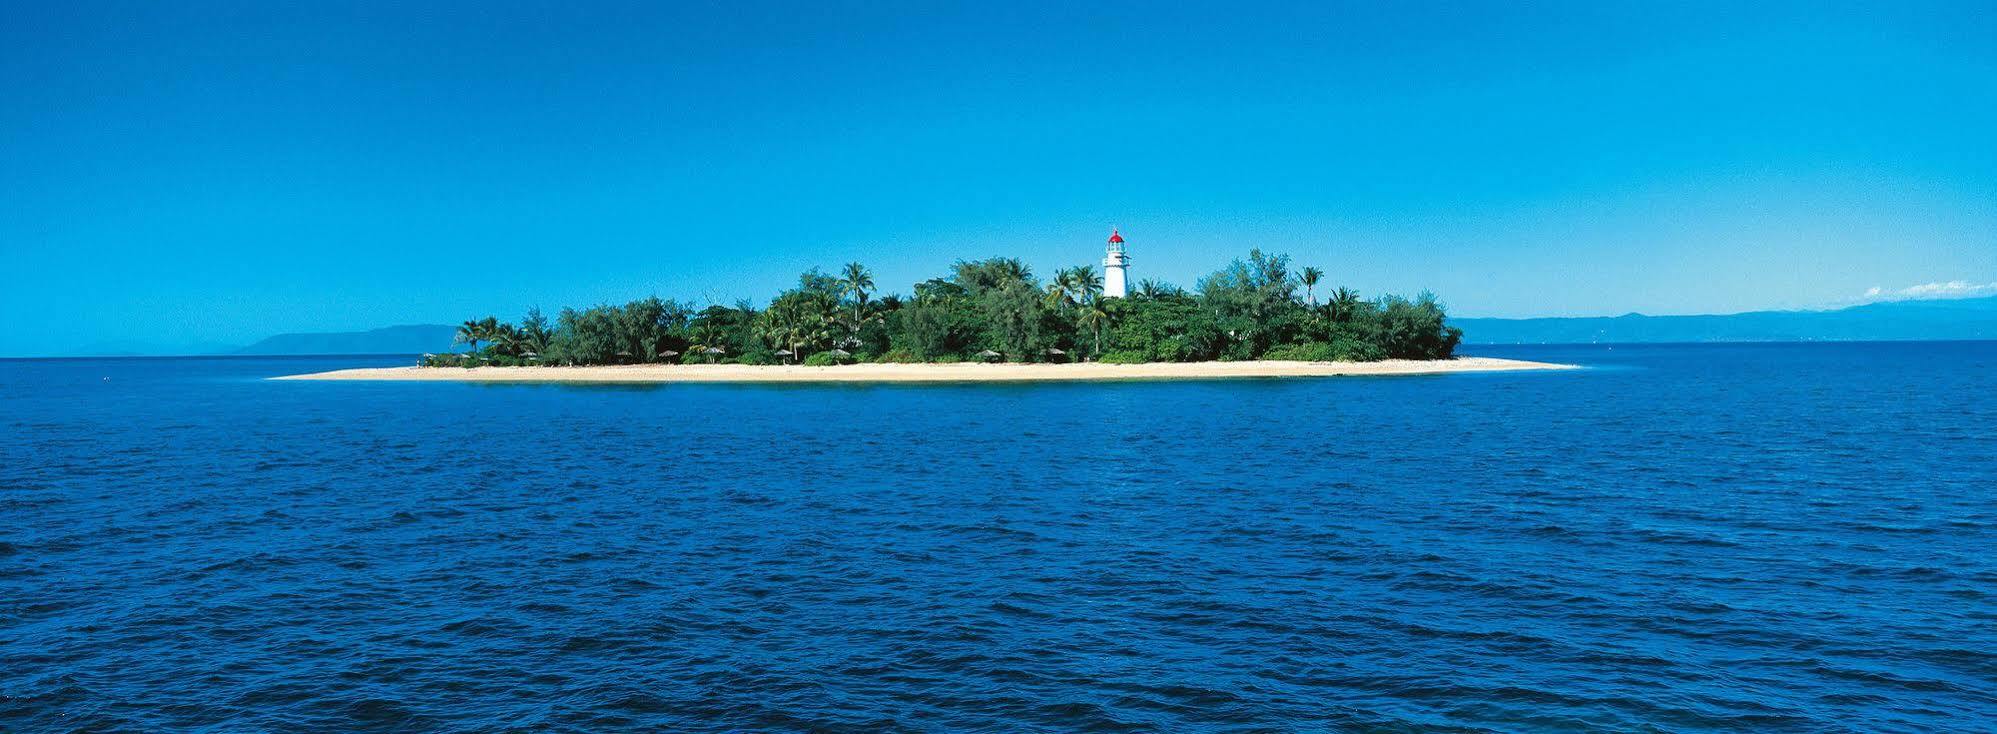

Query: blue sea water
left=2, top=342, right=1994, bottom=732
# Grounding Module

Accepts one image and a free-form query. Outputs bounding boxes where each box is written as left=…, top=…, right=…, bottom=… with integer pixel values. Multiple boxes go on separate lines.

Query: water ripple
left=2, top=345, right=1994, bottom=731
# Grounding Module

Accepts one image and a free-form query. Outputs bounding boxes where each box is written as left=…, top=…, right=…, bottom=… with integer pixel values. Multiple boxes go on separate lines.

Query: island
left=278, top=242, right=1578, bottom=382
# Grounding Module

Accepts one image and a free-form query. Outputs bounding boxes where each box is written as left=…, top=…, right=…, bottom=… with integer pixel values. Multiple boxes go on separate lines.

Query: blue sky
left=4, top=1, right=1994, bottom=355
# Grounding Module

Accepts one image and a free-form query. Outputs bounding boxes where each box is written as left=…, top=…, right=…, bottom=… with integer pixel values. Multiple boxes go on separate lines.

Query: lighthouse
left=1103, top=228, right=1130, bottom=299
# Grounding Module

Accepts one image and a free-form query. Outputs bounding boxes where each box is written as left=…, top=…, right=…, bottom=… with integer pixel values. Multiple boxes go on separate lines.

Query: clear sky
left=4, top=1, right=1994, bottom=355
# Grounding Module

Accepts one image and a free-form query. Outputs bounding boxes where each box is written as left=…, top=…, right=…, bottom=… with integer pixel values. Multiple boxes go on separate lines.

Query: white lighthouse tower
left=1102, top=228, right=1130, bottom=299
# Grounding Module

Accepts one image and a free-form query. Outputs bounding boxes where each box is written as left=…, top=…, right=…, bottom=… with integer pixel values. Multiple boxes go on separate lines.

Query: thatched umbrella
left=658, top=350, right=680, bottom=359
left=976, top=349, right=1003, bottom=362
left=828, top=348, right=851, bottom=358
left=701, top=346, right=726, bottom=363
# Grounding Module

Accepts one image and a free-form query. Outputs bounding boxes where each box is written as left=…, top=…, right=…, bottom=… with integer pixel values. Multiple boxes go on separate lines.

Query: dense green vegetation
left=429, top=250, right=1461, bottom=366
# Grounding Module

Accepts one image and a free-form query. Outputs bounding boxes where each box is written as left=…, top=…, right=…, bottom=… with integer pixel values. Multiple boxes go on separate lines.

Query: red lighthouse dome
left=1108, top=229, right=1124, bottom=244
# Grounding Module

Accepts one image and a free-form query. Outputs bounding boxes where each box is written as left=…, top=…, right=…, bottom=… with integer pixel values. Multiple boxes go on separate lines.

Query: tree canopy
left=429, top=249, right=1462, bottom=366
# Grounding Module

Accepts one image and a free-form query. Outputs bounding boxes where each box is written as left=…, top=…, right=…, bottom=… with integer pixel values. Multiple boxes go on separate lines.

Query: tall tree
left=759, top=289, right=837, bottom=360
left=952, top=257, right=1034, bottom=295
left=841, top=262, right=875, bottom=332
left=1073, top=265, right=1104, bottom=304
left=890, top=303, right=962, bottom=359
left=1328, top=287, right=1361, bottom=323
left=520, top=307, right=552, bottom=353
left=981, top=282, right=1046, bottom=358
left=455, top=317, right=499, bottom=354
left=1078, top=301, right=1111, bottom=358
left=1197, top=249, right=1302, bottom=356
left=489, top=323, right=524, bottom=356
left=1134, top=278, right=1184, bottom=299
left=1045, top=268, right=1081, bottom=310
left=455, top=319, right=483, bottom=353
left=688, top=304, right=748, bottom=354
left=913, top=278, right=967, bottom=305
left=1301, top=267, right=1323, bottom=306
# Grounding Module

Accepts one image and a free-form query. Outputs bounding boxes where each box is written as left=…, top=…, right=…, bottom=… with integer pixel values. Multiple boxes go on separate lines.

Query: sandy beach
left=274, top=357, right=1575, bottom=383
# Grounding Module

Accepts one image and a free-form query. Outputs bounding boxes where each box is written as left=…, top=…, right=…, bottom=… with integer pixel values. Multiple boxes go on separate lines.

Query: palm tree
left=689, top=319, right=730, bottom=355
left=757, top=307, right=799, bottom=362
left=489, top=324, right=523, bottom=357
left=1073, top=265, right=1103, bottom=304
left=841, top=262, right=874, bottom=329
left=1077, top=301, right=1111, bottom=359
left=455, top=319, right=486, bottom=354
left=1301, top=267, right=1323, bottom=306
left=760, top=292, right=837, bottom=361
left=1045, top=268, right=1081, bottom=310
left=1328, top=287, right=1361, bottom=322
left=1042, top=265, right=1103, bottom=310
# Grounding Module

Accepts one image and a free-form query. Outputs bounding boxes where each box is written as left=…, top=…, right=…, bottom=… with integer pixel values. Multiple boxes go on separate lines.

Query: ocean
left=3, top=343, right=1993, bottom=732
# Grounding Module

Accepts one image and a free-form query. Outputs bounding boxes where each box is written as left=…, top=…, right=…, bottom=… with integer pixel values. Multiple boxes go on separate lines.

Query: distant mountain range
left=1456, top=296, right=1997, bottom=344
left=234, top=324, right=461, bottom=355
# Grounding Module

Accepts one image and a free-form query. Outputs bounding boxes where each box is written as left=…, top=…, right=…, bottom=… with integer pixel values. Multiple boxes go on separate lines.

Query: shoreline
left=273, top=357, right=1577, bottom=383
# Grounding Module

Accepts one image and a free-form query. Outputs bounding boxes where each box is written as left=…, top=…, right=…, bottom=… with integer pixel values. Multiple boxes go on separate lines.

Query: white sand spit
left=275, top=358, right=1576, bottom=384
